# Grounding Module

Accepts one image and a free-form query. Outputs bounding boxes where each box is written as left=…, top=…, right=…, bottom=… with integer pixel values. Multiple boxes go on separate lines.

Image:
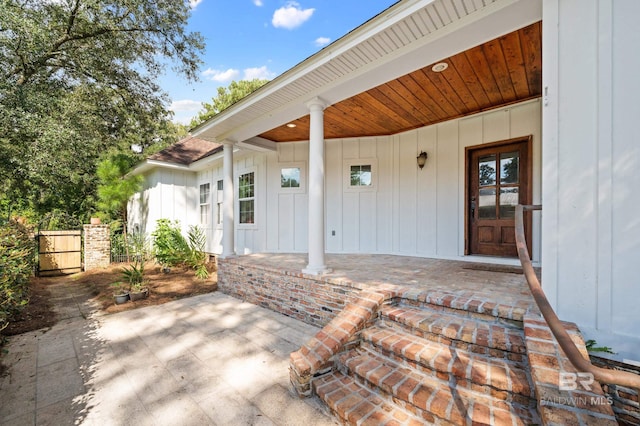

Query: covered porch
left=217, top=253, right=537, bottom=328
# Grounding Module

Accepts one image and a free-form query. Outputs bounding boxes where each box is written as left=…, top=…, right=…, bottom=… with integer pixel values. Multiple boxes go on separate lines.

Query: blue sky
left=163, top=0, right=399, bottom=125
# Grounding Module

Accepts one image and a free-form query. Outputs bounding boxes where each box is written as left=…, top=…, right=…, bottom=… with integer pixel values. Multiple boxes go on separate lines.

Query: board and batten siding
left=214, top=99, right=541, bottom=261
left=197, top=151, right=269, bottom=255
left=128, top=169, right=198, bottom=238
left=543, top=0, right=640, bottom=351
left=131, top=100, right=541, bottom=265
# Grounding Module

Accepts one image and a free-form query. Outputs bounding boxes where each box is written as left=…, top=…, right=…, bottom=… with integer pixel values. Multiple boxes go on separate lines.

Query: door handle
left=470, top=197, right=476, bottom=218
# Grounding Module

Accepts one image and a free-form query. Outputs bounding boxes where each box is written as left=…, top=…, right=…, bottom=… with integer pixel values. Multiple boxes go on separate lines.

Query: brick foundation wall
left=592, top=356, right=640, bottom=425
left=83, top=224, right=110, bottom=271
left=218, top=258, right=364, bottom=328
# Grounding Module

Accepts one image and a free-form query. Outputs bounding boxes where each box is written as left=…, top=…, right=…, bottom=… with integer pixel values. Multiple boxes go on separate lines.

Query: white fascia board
left=129, top=161, right=154, bottom=177
left=129, top=150, right=232, bottom=176
left=236, top=137, right=277, bottom=152
left=128, top=159, right=191, bottom=177
left=188, top=151, right=225, bottom=172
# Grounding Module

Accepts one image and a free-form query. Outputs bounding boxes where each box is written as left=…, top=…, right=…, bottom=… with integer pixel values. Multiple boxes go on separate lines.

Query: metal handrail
left=515, top=205, right=640, bottom=390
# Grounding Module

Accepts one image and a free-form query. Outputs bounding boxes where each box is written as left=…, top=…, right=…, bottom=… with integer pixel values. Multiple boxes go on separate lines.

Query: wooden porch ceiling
left=259, top=21, right=541, bottom=143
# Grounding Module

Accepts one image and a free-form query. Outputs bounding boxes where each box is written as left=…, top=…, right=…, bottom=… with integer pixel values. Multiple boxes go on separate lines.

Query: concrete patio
left=0, top=290, right=335, bottom=425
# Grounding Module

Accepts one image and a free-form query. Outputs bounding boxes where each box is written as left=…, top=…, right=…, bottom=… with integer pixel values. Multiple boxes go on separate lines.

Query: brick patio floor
left=230, top=253, right=537, bottom=312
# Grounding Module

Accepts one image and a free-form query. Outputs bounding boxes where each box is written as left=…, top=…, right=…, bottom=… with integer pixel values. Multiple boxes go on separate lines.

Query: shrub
left=151, top=219, right=189, bottom=267
left=0, top=220, right=36, bottom=333
left=151, top=219, right=209, bottom=279
left=186, top=226, right=208, bottom=280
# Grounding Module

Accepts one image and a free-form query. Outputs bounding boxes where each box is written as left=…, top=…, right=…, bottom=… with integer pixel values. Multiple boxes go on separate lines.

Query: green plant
left=121, top=231, right=149, bottom=290
left=121, top=263, right=145, bottom=287
left=151, top=220, right=209, bottom=279
left=0, top=220, right=36, bottom=333
left=110, top=282, right=129, bottom=296
left=151, top=219, right=189, bottom=267
left=585, top=339, right=615, bottom=354
left=186, top=226, right=209, bottom=280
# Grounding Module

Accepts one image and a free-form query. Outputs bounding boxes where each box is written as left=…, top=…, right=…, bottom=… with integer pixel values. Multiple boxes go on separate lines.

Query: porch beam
left=303, top=97, right=330, bottom=275
left=221, top=141, right=236, bottom=258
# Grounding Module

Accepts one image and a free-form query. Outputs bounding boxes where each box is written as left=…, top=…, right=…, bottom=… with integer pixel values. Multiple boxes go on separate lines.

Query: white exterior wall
left=194, top=100, right=541, bottom=261
left=197, top=151, right=270, bottom=255
left=543, top=0, right=640, bottom=354
left=325, top=99, right=541, bottom=261
left=128, top=169, right=198, bottom=237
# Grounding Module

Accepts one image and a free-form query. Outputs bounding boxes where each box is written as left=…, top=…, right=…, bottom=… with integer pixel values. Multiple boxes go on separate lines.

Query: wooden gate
left=37, top=230, right=82, bottom=276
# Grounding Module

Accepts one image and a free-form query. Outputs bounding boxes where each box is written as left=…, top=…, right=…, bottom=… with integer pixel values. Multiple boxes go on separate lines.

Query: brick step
left=379, top=304, right=527, bottom=361
left=393, top=289, right=529, bottom=323
left=361, top=325, right=534, bottom=403
left=313, top=370, right=425, bottom=426
left=337, top=348, right=539, bottom=426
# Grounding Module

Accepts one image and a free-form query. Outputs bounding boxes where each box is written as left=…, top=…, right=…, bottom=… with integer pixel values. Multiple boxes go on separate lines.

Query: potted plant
left=128, top=280, right=149, bottom=301
left=111, top=282, right=130, bottom=304
left=122, top=231, right=150, bottom=301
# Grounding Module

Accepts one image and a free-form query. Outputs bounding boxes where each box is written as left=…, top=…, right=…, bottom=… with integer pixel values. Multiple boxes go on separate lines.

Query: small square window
left=281, top=167, right=301, bottom=188
left=350, top=165, right=372, bottom=186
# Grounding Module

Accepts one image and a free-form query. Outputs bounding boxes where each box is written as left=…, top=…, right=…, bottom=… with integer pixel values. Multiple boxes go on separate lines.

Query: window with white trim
left=281, top=167, right=301, bottom=188
left=199, top=183, right=210, bottom=226
left=238, top=172, right=255, bottom=224
left=216, top=180, right=223, bottom=225
left=344, top=159, right=377, bottom=191
left=350, top=164, right=372, bottom=186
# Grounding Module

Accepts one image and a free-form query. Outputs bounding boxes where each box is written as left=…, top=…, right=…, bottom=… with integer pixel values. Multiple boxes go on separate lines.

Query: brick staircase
left=290, top=289, right=618, bottom=425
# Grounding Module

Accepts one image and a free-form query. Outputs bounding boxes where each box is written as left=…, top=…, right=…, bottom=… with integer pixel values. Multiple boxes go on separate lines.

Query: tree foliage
left=96, top=153, right=143, bottom=220
left=96, top=152, right=143, bottom=257
left=190, top=79, right=270, bottom=128
left=0, top=220, right=36, bottom=334
left=0, top=0, right=203, bottom=223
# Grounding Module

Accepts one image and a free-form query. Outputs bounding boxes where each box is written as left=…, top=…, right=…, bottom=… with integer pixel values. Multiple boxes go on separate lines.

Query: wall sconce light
left=416, top=151, right=428, bottom=169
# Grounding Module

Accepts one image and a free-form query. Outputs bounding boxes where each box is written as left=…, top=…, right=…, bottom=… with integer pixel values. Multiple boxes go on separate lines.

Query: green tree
left=0, top=0, right=204, bottom=223
left=190, top=79, right=270, bottom=128
left=96, top=153, right=143, bottom=258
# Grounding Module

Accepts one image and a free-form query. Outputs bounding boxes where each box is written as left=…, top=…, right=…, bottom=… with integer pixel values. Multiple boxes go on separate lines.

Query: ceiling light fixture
left=286, top=123, right=297, bottom=128
left=431, top=62, right=448, bottom=72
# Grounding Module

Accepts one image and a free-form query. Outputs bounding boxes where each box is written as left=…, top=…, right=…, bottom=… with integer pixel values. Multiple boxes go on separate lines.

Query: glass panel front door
left=468, top=138, right=530, bottom=257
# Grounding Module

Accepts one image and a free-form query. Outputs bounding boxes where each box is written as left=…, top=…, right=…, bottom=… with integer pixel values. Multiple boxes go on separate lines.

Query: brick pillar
left=83, top=224, right=110, bottom=271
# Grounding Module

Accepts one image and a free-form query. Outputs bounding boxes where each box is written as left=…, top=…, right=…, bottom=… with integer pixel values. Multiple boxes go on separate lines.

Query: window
left=238, top=172, right=254, bottom=224
left=350, top=164, right=372, bottom=186
left=216, top=180, right=223, bottom=225
left=344, top=159, right=377, bottom=191
left=281, top=167, right=300, bottom=188
left=199, top=183, right=210, bottom=225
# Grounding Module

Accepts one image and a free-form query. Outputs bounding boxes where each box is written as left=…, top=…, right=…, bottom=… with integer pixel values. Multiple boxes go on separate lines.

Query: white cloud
left=243, top=66, right=276, bottom=80
left=169, top=99, right=202, bottom=112
left=202, top=68, right=240, bottom=82
left=315, top=37, right=331, bottom=47
left=253, top=0, right=263, bottom=6
left=272, top=2, right=315, bottom=30
left=189, top=0, right=203, bottom=9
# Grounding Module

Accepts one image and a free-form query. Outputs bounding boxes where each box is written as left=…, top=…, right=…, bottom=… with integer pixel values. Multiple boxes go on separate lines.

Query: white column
left=303, top=97, right=330, bottom=275
left=221, top=141, right=236, bottom=258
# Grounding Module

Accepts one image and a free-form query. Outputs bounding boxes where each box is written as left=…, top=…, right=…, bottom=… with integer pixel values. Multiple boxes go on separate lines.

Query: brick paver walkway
left=0, top=291, right=335, bottom=425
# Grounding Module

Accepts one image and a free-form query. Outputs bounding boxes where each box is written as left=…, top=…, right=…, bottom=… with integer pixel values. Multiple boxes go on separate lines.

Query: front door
left=467, top=137, right=531, bottom=257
